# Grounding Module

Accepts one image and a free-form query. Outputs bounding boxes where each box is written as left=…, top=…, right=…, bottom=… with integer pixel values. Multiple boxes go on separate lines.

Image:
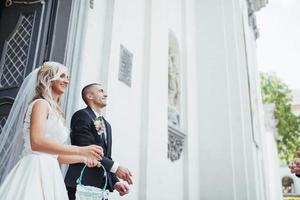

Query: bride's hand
left=79, top=145, right=103, bottom=161
left=83, top=157, right=100, bottom=168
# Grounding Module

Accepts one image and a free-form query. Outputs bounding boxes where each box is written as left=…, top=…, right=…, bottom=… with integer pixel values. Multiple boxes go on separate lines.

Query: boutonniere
left=94, top=118, right=104, bottom=132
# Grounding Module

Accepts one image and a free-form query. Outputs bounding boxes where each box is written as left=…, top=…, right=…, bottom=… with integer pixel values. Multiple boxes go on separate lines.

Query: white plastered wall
left=65, top=0, right=275, bottom=199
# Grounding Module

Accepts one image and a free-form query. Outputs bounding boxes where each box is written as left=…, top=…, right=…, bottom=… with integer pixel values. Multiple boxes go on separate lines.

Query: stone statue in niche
left=167, top=31, right=185, bottom=162
left=168, top=47, right=181, bottom=128
left=168, top=54, right=179, bottom=107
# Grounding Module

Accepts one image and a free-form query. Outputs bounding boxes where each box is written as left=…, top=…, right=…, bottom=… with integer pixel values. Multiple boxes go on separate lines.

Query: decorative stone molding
left=89, top=0, right=94, bottom=9
left=246, top=0, right=268, bottom=39
left=168, top=126, right=185, bottom=162
left=5, top=0, right=44, bottom=7
left=248, top=10, right=259, bottom=39
left=248, top=0, right=268, bottom=12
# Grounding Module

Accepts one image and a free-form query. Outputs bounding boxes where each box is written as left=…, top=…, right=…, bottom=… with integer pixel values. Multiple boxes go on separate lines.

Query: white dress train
left=0, top=99, right=69, bottom=200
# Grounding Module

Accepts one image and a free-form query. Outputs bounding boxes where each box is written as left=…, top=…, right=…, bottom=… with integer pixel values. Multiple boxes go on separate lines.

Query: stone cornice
left=247, top=0, right=268, bottom=39
left=248, top=0, right=268, bottom=12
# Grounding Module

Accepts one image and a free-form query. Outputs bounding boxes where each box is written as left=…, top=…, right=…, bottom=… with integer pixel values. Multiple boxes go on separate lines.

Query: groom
left=65, top=83, right=133, bottom=200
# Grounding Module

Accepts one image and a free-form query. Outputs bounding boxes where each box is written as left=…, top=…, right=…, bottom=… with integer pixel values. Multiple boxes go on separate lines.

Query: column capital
left=246, top=0, right=268, bottom=39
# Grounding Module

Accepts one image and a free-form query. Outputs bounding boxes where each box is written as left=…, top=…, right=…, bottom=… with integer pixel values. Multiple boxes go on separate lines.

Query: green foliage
left=260, top=73, right=300, bottom=164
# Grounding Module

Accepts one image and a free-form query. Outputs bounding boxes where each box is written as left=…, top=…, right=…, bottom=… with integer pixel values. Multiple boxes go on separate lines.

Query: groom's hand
left=115, top=165, right=133, bottom=185
left=83, top=157, right=99, bottom=168
left=114, top=182, right=130, bottom=196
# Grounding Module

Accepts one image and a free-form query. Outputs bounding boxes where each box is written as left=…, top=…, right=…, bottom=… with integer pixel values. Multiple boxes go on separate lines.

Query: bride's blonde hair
left=33, top=61, right=68, bottom=118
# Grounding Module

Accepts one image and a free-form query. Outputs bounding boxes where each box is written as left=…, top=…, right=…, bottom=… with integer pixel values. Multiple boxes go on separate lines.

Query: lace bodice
left=21, top=99, right=69, bottom=157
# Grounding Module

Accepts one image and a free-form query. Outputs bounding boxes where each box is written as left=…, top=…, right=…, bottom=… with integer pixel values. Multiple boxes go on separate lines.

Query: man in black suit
left=65, top=83, right=132, bottom=200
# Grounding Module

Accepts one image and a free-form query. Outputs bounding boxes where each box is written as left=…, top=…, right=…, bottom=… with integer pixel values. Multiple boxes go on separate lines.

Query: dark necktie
left=98, top=116, right=106, bottom=144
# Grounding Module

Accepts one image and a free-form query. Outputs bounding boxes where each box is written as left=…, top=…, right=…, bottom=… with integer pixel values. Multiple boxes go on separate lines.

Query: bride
left=0, top=62, right=103, bottom=200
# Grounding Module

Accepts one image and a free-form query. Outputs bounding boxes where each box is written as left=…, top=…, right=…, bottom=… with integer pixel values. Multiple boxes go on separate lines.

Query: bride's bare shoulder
left=31, top=99, right=50, bottom=116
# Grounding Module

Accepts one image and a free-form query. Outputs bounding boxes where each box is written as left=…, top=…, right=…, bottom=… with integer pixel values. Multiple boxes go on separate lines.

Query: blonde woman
left=0, top=62, right=103, bottom=200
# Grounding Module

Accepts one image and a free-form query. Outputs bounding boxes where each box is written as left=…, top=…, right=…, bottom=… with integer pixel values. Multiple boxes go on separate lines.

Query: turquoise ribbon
left=76, top=164, right=107, bottom=191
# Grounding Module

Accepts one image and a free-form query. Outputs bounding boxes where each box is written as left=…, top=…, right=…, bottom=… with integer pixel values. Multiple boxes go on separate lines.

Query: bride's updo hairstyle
left=34, top=61, right=68, bottom=118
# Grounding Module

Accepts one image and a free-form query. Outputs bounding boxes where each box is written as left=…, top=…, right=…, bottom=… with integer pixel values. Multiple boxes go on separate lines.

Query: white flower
left=94, top=118, right=103, bottom=132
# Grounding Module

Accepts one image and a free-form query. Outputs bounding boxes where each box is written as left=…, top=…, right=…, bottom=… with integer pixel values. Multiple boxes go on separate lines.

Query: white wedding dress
left=0, top=99, right=69, bottom=200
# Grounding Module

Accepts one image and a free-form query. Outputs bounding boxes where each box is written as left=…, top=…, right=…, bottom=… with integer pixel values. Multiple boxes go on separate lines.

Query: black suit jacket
left=64, top=107, right=119, bottom=192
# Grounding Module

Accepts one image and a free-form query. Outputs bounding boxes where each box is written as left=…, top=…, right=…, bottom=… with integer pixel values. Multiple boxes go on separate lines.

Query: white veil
left=0, top=68, right=39, bottom=184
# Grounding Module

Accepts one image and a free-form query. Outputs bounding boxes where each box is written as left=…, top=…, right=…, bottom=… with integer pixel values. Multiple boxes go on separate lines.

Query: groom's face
left=90, top=85, right=107, bottom=108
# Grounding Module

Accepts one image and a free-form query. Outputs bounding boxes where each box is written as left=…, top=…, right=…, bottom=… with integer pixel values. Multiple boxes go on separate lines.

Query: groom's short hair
left=81, top=83, right=101, bottom=104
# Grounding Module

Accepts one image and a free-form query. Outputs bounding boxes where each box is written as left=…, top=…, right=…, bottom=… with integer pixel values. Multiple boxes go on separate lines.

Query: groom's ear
left=86, top=94, right=94, bottom=100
